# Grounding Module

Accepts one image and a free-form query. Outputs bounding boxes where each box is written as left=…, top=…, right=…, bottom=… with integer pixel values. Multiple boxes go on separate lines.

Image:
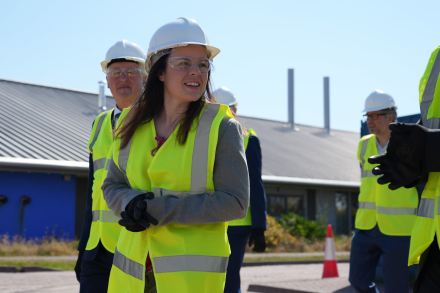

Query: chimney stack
left=324, top=77, right=330, bottom=134
left=288, top=69, right=296, bottom=130
left=98, top=80, right=107, bottom=113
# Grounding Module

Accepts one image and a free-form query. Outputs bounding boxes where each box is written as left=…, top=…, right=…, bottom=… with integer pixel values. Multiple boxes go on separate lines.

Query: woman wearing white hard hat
left=102, top=17, right=249, bottom=293
left=214, top=87, right=268, bottom=293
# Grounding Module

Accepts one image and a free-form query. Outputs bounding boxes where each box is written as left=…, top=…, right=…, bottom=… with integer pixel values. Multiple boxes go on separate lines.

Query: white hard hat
left=146, top=17, right=220, bottom=73
left=214, top=86, right=238, bottom=107
left=362, top=90, right=398, bottom=112
left=101, top=40, right=146, bottom=74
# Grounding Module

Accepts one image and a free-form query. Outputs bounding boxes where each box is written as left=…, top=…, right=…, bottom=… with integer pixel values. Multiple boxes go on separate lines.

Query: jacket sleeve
left=246, top=136, right=267, bottom=230
left=102, top=118, right=250, bottom=226
left=77, top=152, right=94, bottom=251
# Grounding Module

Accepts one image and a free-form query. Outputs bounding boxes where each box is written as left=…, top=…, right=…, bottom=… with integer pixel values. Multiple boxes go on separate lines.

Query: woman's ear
left=158, top=70, right=165, bottom=82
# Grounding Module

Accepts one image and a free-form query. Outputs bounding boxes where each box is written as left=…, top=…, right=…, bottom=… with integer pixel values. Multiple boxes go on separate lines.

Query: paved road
left=0, top=263, right=353, bottom=293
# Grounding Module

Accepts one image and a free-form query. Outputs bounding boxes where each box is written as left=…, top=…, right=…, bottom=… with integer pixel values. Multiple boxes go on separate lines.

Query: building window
left=268, top=195, right=304, bottom=217
left=335, top=192, right=348, bottom=235
left=335, top=191, right=359, bottom=235
left=349, top=192, right=359, bottom=233
left=269, top=196, right=285, bottom=215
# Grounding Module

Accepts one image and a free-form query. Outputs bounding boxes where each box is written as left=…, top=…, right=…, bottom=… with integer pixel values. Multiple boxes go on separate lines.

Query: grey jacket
left=102, top=118, right=250, bottom=227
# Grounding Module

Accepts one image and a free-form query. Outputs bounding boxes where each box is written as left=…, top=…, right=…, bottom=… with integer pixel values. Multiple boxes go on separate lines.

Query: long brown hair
left=117, top=53, right=216, bottom=149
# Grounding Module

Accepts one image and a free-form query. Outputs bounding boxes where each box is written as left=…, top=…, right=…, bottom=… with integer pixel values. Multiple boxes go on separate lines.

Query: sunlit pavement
left=0, top=263, right=350, bottom=293
left=0, top=263, right=411, bottom=293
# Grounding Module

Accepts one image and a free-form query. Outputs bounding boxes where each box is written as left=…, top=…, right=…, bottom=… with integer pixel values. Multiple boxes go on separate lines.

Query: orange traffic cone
left=322, top=224, right=339, bottom=278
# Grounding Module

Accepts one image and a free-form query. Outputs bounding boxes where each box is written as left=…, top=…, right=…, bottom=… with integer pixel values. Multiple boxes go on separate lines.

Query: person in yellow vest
left=349, top=90, right=418, bottom=293
left=213, top=86, right=267, bottom=293
left=101, top=17, right=250, bottom=293
left=369, top=45, right=440, bottom=292
left=75, top=40, right=147, bottom=293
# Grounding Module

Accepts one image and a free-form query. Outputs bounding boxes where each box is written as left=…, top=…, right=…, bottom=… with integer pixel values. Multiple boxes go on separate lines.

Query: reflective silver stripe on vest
left=359, top=138, right=369, bottom=164
left=92, top=210, right=100, bottom=222
left=421, top=51, right=440, bottom=129
left=153, top=255, right=229, bottom=274
left=89, top=111, right=109, bottom=152
left=113, top=248, right=143, bottom=281
left=358, top=202, right=376, bottom=210
left=101, top=211, right=119, bottom=223
left=359, top=138, right=373, bottom=178
left=93, top=157, right=107, bottom=171
left=361, top=169, right=375, bottom=178
left=153, top=187, right=215, bottom=199
left=91, top=210, right=119, bottom=223
left=118, top=135, right=133, bottom=174
left=191, top=103, right=220, bottom=194
left=377, top=206, right=417, bottom=216
left=418, top=198, right=435, bottom=219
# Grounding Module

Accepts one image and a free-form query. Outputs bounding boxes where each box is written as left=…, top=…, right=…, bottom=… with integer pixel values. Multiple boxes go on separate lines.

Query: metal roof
left=238, top=116, right=361, bottom=183
left=0, top=78, right=114, bottom=162
left=0, top=78, right=361, bottom=186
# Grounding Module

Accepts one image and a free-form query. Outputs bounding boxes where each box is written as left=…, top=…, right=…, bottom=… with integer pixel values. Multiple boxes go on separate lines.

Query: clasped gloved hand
left=119, top=192, right=158, bottom=232
left=248, top=228, right=266, bottom=253
left=368, top=123, right=428, bottom=190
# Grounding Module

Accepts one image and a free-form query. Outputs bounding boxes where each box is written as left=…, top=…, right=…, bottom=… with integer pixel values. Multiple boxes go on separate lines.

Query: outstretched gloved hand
left=248, top=228, right=266, bottom=253
left=119, top=193, right=158, bottom=232
left=368, top=123, right=428, bottom=190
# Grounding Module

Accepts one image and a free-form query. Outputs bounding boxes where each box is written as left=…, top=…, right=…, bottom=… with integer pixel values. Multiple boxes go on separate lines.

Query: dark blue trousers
left=349, top=225, right=410, bottom=293
left=80, top=242, right=113, bottom=293
left=225, top=229, right=251, bottom=293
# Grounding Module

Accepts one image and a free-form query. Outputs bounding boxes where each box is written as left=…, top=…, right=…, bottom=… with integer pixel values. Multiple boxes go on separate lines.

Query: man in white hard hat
left=368, top=45, right=440, bottom=292
left=75, top=39, right=147, bottom=293
left=214, top=86, right=267, bottom=293
left=348, top=90, right=419, bottom=293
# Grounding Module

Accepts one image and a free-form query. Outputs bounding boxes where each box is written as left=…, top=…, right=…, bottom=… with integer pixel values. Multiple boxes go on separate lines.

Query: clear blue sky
left=1, top=0, right=438, bottom=133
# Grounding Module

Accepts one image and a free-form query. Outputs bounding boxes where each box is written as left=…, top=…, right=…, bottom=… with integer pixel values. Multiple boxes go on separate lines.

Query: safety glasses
left=363, top=113, right=388, bottom=120
left=167, top=57, right=212, bottom=73
left=107, top=67, right=143, bottom=79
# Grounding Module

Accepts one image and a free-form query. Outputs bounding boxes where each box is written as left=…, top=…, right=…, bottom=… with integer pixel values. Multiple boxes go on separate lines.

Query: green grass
left=0, top=260, right=76, bottom=271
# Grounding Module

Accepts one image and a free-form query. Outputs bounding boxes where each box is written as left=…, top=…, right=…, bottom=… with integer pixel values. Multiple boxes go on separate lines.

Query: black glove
left=368, top=123, right=428, bottom=190
left=74, top=250, right=84, bottom=282
left=119, top=211, right=148, bottom=232
left=122, top=193, right=158, bottom=230
left=386, top=123, right=427, bottom=167
left=368, top=154, right=422, bottom=190
left=248, top=228, right=266, bottom=253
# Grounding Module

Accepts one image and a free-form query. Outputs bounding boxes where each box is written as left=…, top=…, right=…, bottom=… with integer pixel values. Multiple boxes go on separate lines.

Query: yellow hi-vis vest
left=355, top=134, right=418, bottom=236
left=108, top=103, right=234, bottom=293
left=229, top=128, right=257, bottom=227
left=409, top=44, right=440, bottom=265
left=85, top=110, right=121, bottom=253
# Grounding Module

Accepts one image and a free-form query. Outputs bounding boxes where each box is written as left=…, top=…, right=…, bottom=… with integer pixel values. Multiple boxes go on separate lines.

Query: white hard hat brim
left=101, top=57, right=146, bottom=74
left=362, top=105, right=398, bottom=113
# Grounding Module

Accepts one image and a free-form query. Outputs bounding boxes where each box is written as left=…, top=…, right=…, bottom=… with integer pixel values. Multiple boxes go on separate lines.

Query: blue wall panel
left=0, top=171, right=76, bottom=239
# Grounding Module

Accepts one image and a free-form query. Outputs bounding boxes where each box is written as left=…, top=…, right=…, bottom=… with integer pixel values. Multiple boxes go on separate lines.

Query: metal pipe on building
left=98, top=80, right=107, bottom=113
left=288, top=69, right=294, bottom=129
left=19, top=196, right=31, bottom=236
left=324, top=77, right=330, bottom=134
left=0, top=195, right=7, bottom=206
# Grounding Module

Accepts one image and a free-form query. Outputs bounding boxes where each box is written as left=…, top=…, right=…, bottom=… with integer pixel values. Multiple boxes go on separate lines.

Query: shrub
left=265, top=215, right=298, bottom=250
left=278, top=212, right=326, bottom=241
